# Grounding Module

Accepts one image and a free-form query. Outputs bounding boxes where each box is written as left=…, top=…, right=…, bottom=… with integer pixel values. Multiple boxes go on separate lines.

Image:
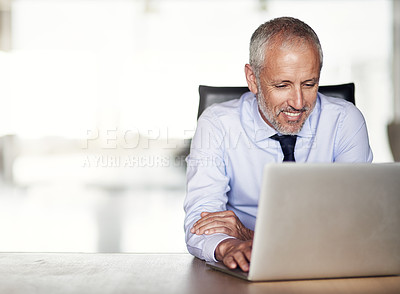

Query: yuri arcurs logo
left=82, top=155, right=177, bottom=168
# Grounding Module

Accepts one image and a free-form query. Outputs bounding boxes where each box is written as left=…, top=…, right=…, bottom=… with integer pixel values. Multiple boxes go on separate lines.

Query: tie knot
left=270, top=134, right=297, bottom=162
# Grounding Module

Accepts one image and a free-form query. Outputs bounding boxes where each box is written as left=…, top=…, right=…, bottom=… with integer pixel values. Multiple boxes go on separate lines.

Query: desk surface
left=0, top=253, right=399, bottom=294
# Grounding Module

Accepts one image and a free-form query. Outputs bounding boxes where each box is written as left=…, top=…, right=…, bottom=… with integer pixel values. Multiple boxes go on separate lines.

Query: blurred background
left=0, top=0, right=398, bottom=253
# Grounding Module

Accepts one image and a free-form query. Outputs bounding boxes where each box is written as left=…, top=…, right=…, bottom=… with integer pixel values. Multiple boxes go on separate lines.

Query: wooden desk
left=0, top=253, right=399, bottom=294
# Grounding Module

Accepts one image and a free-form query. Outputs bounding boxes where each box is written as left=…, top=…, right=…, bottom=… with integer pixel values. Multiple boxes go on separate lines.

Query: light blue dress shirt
left=184, top=92, right=373, bottom=262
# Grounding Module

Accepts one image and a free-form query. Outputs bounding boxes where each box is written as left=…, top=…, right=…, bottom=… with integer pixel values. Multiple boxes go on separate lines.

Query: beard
left=256, top=82, right=315, bottom=135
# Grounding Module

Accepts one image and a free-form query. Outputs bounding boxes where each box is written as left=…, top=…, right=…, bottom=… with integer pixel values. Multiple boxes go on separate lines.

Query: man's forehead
left=259, top=46, right=320, bottom=80
left=268, top=76, right=320, bottom=83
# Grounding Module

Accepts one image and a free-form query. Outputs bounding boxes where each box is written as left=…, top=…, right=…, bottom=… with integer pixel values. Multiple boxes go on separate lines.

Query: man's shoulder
left=318, top=92, right=366, bottom=124
left=200, top=91, right=256, bottom=121
left=318, top=92, right=356, bottom=111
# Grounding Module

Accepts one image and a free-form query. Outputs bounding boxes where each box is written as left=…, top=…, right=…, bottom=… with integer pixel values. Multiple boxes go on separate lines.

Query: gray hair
left=249, top=17, right=323, bottom=78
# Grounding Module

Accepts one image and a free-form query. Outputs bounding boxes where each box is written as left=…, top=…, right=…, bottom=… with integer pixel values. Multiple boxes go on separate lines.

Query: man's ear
left=244, top=64, right=258, bottom=95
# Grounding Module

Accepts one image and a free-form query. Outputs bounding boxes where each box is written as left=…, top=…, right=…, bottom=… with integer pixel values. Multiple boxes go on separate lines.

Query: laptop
left=206, top=163, right=400, bottom=281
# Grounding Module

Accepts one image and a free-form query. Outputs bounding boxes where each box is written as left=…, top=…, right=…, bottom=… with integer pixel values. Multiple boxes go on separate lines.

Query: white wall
left=0, top=0, right=394, bottom=161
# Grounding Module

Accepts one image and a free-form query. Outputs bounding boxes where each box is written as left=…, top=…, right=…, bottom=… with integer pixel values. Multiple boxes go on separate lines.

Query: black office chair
left=197, top=83, right=355, bottom=119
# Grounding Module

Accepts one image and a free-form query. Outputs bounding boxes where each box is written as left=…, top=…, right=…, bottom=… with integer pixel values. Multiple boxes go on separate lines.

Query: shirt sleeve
left=334, top=103, right=373, bottom=163
left=183, top=109, right=234, bottom=261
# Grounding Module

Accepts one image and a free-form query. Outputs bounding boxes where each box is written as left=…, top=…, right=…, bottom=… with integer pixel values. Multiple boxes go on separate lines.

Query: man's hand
left=190, top=211, right=254, bottom=240
left=215, top=238, right=252, bottom=272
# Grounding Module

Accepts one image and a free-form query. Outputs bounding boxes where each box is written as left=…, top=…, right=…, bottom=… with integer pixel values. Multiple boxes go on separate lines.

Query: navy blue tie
left=270, top=134, right=297, bottom=162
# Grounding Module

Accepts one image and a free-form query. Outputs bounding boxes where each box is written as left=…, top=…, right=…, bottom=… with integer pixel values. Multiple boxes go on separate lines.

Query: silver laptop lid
left=249, top=163, right=400, bottom=281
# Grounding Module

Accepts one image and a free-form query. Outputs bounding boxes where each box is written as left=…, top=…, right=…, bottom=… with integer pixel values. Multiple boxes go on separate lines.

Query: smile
left=282, top=111, right=302, bottom=118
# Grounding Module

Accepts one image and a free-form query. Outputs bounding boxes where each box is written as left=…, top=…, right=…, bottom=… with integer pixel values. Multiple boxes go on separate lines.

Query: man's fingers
left=215, top=239, right=253, bottom=273
left=191, top=212, right=234, bottom=234
left=203, top=226, right=232, bottom=235
left=244, top=245, right=252, bottom=261
left=223, top=255, right=238, bottom=269
left=193, top=211, right=236, bottom=227
left=223, top=252, right=250, bottom=272
left=200, top=211, right=235, bottom=220
left=193, top=221, right=233, bottom=235
left=234, top=251, right=250, bottom=272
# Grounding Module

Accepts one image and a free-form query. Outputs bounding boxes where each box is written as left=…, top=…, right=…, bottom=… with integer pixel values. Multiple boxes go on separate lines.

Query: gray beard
left=256, top=83, right=311, bottom=135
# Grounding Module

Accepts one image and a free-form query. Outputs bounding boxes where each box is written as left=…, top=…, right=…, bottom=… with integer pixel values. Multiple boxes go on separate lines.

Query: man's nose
left=289, top=86, right=305, bottom=110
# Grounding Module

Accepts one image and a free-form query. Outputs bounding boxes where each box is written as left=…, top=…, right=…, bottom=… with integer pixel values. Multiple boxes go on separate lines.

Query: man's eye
left=275, top=84, right=287, bottom=88
left=304, top=83, right=316, bottom=88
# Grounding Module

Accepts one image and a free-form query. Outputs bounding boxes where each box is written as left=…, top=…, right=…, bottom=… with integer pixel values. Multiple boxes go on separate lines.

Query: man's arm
left=184, top=105, right=256, bottom=265
left=184, top=110, right=233, bottom=261
left=191, top=211, right=254, bottom=240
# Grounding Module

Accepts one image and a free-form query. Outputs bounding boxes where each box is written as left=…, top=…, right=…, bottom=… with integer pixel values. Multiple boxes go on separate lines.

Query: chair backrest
left=197, top=83, right=355, bottom=119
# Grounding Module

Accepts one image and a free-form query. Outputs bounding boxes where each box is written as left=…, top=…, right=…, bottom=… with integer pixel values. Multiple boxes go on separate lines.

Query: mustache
left=277, top=105, right=309, bottom=115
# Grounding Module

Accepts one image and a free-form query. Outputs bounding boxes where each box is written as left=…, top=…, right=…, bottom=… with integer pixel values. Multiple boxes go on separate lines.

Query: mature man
left=184, top=17, right=373, bottom=272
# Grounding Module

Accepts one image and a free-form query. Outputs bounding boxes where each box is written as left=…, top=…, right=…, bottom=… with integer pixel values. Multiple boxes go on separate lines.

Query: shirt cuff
left=203, top=233, right=236, bottom=262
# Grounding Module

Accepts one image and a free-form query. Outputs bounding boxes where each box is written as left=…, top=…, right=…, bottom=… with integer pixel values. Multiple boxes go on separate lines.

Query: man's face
left=252, top=43, right=320, bottom=135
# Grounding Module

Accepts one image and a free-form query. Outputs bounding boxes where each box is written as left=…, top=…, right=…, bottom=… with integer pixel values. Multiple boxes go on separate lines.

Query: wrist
left=238, top=226, right=254, bottom=241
